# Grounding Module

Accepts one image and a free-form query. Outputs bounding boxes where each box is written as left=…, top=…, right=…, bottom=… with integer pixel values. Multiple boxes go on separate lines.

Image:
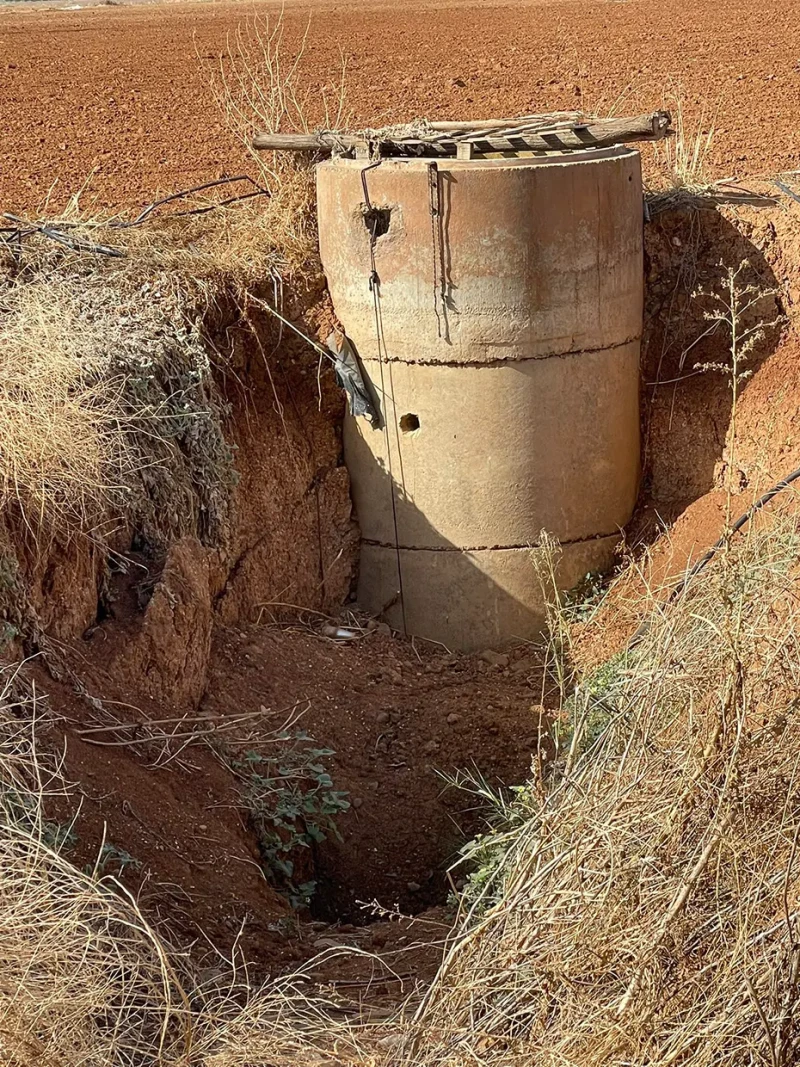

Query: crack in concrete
left=356, top=335, right=641, bottom=369
left=362, top=530, right=621, bottom=552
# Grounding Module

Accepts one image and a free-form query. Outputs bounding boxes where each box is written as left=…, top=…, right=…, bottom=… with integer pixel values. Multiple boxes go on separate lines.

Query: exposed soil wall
left=0, top=276, right=365, bottom=964
left=574, top=191, right=800, bottom=669
left=642, top=196, right=787, bottom=519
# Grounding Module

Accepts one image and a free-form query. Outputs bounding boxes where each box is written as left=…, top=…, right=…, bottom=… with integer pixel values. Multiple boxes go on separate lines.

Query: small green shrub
left=560, top=569, right=611, bottom=624
left=86, top=842, right=141, bottom=878
left=1, top=785, right=77, bottom=852
left=233, top=731, right=350, bottom=909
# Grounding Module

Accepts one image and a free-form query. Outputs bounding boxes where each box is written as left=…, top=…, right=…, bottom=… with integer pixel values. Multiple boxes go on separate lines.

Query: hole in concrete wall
left=363, top=206, right=392, bottom=239
left=400, top=413, right=420, bottom=434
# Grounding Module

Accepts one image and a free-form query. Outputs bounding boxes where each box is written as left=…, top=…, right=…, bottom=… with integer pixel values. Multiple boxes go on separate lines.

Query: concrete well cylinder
left=317, top=147, right=642, bottom=651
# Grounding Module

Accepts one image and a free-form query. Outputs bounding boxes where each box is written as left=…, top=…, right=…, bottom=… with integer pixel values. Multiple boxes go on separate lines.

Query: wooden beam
left=252, top=111, right=672, bottom=157
left=428, top=111, right=584, bottom=133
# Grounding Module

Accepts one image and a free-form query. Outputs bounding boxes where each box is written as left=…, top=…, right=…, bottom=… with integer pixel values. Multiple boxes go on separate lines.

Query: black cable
left=675, top=465, right=800, bottom=595
left=361, top=160, right=409, bottom=636
left=1, top=176, right=271, bottom=259
left=630, top=463, right=800, bottom=646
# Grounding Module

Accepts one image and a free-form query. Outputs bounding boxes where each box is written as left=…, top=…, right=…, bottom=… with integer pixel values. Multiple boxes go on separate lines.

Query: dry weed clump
left=0, top=171, right=321, bottom=537
left=0, top=280, right=130, bottom=526
left=647, top=85, right=719, bottom=210
left=206, top=12, right=350, bottom=185
left=395, top=508, right=800, bottom=1066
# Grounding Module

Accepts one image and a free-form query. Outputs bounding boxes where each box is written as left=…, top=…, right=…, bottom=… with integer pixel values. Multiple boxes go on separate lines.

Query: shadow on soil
left=640, top=200, right=783, bottom=531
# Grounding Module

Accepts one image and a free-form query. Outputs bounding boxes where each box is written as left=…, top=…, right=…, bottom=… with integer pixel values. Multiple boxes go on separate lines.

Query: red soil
left=2, top=0, right=800, bottom=214
left=41, top=614, right=547, bottom=969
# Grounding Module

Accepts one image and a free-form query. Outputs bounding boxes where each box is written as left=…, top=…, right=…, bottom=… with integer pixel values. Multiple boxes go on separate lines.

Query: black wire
left=117, top=175, right=269, bottom=228
left=361, top=159, right=409, bottom=636
left=675, top=465, right=800, bottom=594
left=1, top=175, right=271, bottom=259
left=630, top=463, right=800, bottom=646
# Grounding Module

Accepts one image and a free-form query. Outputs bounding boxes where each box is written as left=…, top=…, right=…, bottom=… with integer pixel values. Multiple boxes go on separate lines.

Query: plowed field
left=2, top=0, right=799, bottom=214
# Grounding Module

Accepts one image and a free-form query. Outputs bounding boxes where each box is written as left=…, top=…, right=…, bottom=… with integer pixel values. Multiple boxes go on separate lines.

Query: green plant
left=1, top=786, right=77, bottom=852
left=86, top=842, right=141, bottom=879
left=445, top=769, right=536, bottom=916
left=233, top=731, right=350, bottom=909
left=560, top=569, right=611, bottom=624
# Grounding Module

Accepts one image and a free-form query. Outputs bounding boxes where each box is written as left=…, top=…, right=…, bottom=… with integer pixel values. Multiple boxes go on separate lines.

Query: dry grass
left=0, top=168, right=320, bottom=535
left=0, top=280, right=140, bottom=528
left=650, top=86, right=718, bottom=199
left=390, top=504, right=800, bottom=1066
left=0, top=665, right=381, bottom=1067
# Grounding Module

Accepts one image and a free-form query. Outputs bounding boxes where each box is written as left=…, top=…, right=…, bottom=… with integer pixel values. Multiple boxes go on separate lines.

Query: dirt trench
left=2, top=285, right=546, bottom=974
left=11, top=190, right=800, bottom=977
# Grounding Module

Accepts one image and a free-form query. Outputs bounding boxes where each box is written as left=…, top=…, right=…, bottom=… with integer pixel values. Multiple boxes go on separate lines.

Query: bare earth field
left=1, top=0, right=800, bottom=213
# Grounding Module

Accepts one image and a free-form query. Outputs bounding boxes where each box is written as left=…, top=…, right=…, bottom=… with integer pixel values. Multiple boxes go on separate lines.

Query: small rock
left=352, top=797, right=363, bottom=809
left=446, top=712, right=461, bottom=725
left=369, top=780, right=379, bottom=790
left=376, top=622, right=392, bottom=637
left=511, top=656, right=537, bottom=676
left=406, top=881, right=421, bottom=892
left=314, top=936, right=343, bottom=949
left=199, top=823, right=208, bottom=831
left=424, top=739, right=440, bottom=753
left=376, top=710, right=391, bottom=724
left=388, top=669, right=403, bottom=685
left=480, top=649, right=509, bottom=669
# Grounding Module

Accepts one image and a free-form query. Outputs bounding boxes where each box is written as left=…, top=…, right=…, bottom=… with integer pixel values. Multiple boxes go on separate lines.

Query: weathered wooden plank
left=251, top=111, right=672, bottom=156
left=428, top=111, right=584, bottom=133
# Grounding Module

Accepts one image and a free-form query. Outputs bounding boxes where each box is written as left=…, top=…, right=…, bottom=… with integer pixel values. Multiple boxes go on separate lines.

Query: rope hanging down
left=361, top=160, right=408, bottom=635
